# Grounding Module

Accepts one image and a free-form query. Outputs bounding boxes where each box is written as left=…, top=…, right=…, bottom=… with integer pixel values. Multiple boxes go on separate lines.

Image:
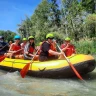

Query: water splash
left=0, top=70, right=96, bottom=96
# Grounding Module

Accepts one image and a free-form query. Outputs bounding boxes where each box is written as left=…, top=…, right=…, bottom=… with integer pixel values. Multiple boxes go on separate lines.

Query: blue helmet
left=14, top=35, right=21, bottom=40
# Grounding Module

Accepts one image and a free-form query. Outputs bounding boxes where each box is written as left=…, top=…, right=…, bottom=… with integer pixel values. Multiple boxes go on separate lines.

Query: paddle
left=0, top=43, right=9, bottom=51
left=7, top=48, right=24, bottom=58
left=20, top=49, right=39, bottom=78
left=9, top=48, right=23, bottom=53
left=0, top=55, right=6, bottom=62
left=0, top=48, right=24, bottom=61
left=0, top=44, right=9, bottom=62
left=56, top=43, right=83, bottom=80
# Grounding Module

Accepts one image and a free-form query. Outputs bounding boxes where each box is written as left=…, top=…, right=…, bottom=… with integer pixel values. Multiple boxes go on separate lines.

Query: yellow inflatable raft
left=0, top=54, right=95, bottom=78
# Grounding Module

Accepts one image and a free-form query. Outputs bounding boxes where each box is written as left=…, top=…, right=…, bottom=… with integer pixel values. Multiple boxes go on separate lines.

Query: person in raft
left=21, top=38, right=27, bottom=54
left=21, top=38, right=27, bottom=49
left=60, top=37, right=76, bottom=57
left=0, top=36, right=9, bottom=55
left=5, top=35, right=23, bottom=59
left=24, top=36, right=39, bottom=60
left=8, top=40, right=13, bottom=48
left=39, top=33, right=64, bottom=61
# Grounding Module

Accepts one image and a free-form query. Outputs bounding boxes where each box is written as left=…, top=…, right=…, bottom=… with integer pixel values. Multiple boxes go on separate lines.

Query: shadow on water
left=83, top=72, right=96, bottom=80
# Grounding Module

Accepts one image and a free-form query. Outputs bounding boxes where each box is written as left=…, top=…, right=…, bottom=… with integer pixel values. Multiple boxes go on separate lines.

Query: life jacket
left=37, top=41, right=45, bottom=55
left=61, top=44, right=75, bottom=57
left=49, top=42, right=57, bottom=56
left=40, top=41, right=56, bottom=56
left=28, top=45, right=34, bottom=54
left=0, top=42, right=9, bottom=55
left=11, top=43, right=21, bottom=55
left=50, top=42, right=56, bottom=51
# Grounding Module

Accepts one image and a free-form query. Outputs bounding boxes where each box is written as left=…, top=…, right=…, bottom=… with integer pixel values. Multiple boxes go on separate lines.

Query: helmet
left=14, top=35, right=21, bottom=40
left=46, top=33, right=54, bottom=39
left=0, top=36, right=4, bottom=39
left=28, top=36, right=34, bottom=40
left=65, top=37, right=71, bottom=41
left=23, top=38, right=27, bottom=41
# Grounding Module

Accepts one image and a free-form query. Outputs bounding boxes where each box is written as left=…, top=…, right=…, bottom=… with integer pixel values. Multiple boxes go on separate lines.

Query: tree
left=61, top=0, right=83, bottom=40
left=31, top=0, right=51, bottom=42
left=49, top=0, right=61, bottom=27
left=0, top=30, right=16, bottom=42
left=18, top=16, right=32, bottom=38
left=84, top=14, right=96, bottom=38
left=81, top=0, right=95, bottom=13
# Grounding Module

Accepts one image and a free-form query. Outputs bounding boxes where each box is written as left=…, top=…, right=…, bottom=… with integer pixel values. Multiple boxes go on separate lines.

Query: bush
left=73, top=38, right=96, bottom=54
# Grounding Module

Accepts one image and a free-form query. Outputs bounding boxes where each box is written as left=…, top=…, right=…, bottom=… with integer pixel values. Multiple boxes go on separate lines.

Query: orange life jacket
left=39, top=41, right=56, bottom=56
left=49, top=42, right=57, bottom=56
left=50, top=42, right=56, bottom=51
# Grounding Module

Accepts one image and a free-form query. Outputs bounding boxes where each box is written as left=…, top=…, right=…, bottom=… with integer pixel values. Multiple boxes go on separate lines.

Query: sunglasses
left=48, top=38, right=54, bottom=40
left=15, top=38, right=20, bottom=40
left=29, top=38, right=34, bottom=40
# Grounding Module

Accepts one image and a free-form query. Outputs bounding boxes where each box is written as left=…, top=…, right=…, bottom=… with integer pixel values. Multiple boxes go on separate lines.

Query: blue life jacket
left=0, top=41, right=9, bottom=55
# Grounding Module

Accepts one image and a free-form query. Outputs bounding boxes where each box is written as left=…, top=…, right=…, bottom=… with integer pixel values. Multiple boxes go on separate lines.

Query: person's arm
left=62, top=44, right=69, bottom=52
left=48, top=49, right=61, bottom=56
left=44, top=42, right=63, bottom=56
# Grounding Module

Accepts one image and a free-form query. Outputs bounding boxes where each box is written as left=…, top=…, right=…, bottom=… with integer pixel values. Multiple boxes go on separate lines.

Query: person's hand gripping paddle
left=56, top=42, right=83, bottom=80
left=20, top=49, right=39, bottom=78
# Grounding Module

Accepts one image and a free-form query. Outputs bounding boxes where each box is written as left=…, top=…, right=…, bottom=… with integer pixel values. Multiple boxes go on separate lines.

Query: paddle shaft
left=20, top=48, right=40, bottom=78
left=56, top=43, right=83, bottom=80
left=0, top=44, right=8, bottom=51
left=8, top=48, right=24, bottom=53
left=0, top=55, right=6, bottom=62
left=29, top=49, right=40, bottom=69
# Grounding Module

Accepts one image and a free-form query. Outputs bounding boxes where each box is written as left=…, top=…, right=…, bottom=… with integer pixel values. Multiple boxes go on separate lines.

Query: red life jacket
left=11, top=43, right=21, bottom=55
left=61, top=44, right=75, bottom=57
left=28, top=45, right=34, bottom=54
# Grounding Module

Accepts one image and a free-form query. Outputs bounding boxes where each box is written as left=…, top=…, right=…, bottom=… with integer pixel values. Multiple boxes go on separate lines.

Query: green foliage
left=81, top=0, right=95, bottom=13
left=84, top=14, right=96, bottom=38
left=18, top=16, right=32, bottom=38
left=0, top=0, right=95, bottom=55
left=0, top=30, right=16, bottom=42
left=74, top=38, right=96, bottom=54
left=49, top=0, right=61, bottom=27
left=17, top=0, right=96, bottom=49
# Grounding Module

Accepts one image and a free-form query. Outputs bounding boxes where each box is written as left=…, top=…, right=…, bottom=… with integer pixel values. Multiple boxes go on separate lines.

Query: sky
left=0, top=0, right=42, bottom=33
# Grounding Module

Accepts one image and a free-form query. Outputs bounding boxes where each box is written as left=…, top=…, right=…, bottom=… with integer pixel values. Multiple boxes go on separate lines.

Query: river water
left=0, top=54, right=96, bottom=96
left=0, top=68, right=96, bottom=96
